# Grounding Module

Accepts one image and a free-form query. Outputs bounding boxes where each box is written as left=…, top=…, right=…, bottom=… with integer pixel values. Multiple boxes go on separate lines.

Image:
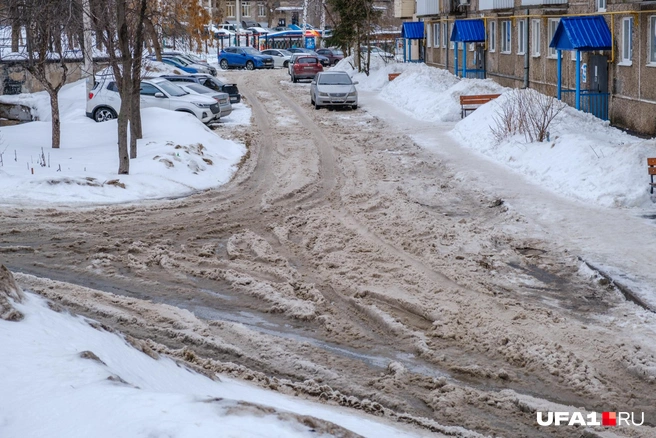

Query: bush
left=491, top=89, right=566, bottom=144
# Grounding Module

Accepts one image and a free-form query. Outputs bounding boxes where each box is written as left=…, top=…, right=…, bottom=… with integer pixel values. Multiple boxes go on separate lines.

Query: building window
left=450, top=23, right=454, bottom=49
left=501, top=20, right=511, bottom=53
left=443, top=21, right=448, bottom=47
left=650, top=16, right=656, bottom=64
left=548, top=18, right=559, bottom=58
left=518, top=20, right=526, bottom=55
left=621, top=17, right=633, bottom=64
left=241, top=1, right=250, bottom=17
left=226, top=2, right=235, bottom=17
left=258, top=2, right=266, bottom=17
left=597, top=0, right=606, bottom=11
left=489, top=21, right=496, bottom=52
left=532, top=19, right=540, bottom=57
left=434, top=23, right=440, bottom=47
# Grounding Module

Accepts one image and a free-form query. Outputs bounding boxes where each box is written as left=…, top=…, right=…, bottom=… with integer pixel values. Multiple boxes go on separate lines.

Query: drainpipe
left=463, top=42, right=467, bottom=77
left=523, top=12, right=529, bottom=88
left=575, top=50, right=581, bottom=110
left=454, top=41, right=459, bottom=76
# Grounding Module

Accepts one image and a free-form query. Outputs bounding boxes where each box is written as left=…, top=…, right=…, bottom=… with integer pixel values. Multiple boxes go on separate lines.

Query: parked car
left=288, top=48, right=330, bottom=67
left=261, top=49, right=292, bottom=68
left=247, top=26, right=270, bottom=36
left=316, top=48, right=344, bottom=66
left=176, top=83, right=233, bottom=118
left=162, top=51, right=208, bottom=65
left=159, top=55, right=216, bottom=75
left=291, top=56, right=323, bottom=83
left=159, top=74, right=241, bottom=104
left=310, top=71, right=358, bottom=110
left=86, top=76, right=220, bottom=124
left=218, top=47, right=274, bottom=70
left=360, top=46, right=395, bottom=60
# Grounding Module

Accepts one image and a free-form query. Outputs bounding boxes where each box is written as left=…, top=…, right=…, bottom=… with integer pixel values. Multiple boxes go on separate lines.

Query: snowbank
left=0, top=80, right=246, bottom=206
left=334, top=57, right=505, bottom=122
left=451, top=89, right=656, bottom=208
left=0, top=292, right=430, bottom=438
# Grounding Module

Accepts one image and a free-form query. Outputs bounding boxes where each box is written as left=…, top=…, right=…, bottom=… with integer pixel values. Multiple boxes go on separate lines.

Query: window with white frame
left=242, top=1, right=251, bottom=17
left=226, top=2, right=235, bottom=17
left=597, top=0, right=606, bottom=11
left=489, top=21, right=496, bottom=52
left=548, top=18, right=559, bottom=58
left=621, top=17, right=633, bottom=64
left=427, top=23, right=432, bottom=48
left=450, top=23, right=454, bottom=49
left=258, top=2, right=266, bottom=17
left=650, top=16, right=656, bottom=63
left=518, top=20, right=526, bottom=55
left=532, top=19, right=540, bottom=56
left=434, top=23, right=440, bottom=47
left=501, top=21, right=511, bottom=53
left=443, top=22, right=448, bottom=47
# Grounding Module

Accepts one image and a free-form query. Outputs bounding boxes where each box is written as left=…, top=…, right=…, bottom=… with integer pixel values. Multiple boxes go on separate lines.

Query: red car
left=291, top=56, right=323, bottom=83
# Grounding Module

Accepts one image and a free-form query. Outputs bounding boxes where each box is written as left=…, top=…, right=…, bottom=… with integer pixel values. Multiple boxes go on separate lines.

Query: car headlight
left=193, top=102, right=212, bottom=108
left=318, top=92, right=329, bottom=97
left=348, top=91, right=357, bottom=97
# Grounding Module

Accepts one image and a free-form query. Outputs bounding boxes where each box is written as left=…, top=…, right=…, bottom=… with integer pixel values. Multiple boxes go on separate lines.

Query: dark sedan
left=287, top=48, right=330, bottom=67
left=316, top=48, right=344, bottom=66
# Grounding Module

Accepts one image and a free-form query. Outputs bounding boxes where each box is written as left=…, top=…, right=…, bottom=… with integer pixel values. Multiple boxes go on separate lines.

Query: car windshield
left=205, top=77, right=225, bottom=89
left=185, top=83, right=211, bottom=94
left=333, top=50, right=343, bottom=56
left=318, top=74, right=352, bottom=85
left=279, top=50, right=292, bottom=56
left=168, top=56, right=189, bottom=66
left=157, top=81, right=188, bottom=97
left=242, top=47, right=260, bottom=55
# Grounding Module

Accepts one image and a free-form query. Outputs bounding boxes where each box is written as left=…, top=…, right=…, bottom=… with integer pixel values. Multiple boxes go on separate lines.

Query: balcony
left=521, top=0, right=567, bottom=5
left=417, top=0, right=440, bottom=16
left=394, top=0, right=415, bottom=18
left=478, top=0, right=514, bottom=9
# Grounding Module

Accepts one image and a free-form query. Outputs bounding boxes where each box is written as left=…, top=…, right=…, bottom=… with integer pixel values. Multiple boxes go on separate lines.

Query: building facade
left=415, top=0, right=656, bottom=135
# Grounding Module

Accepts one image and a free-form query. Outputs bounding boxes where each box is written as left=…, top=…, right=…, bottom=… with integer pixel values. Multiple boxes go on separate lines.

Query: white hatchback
left=86, top=76, right=220, bottom=124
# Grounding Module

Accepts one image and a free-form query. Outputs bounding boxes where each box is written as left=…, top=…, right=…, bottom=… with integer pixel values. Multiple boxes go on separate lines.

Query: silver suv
left=86, top=76, right=220, bottom=124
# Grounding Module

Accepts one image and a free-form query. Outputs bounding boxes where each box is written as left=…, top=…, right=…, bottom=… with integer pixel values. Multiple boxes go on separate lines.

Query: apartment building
left=416, top=0, right=656, bottom=135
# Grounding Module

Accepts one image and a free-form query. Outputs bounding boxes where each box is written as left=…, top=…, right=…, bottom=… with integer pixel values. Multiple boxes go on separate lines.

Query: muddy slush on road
left=2, top=68, right=656, bottom=438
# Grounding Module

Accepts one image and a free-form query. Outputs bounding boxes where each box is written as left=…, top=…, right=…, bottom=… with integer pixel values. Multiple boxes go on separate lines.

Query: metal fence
left=561, top=89, right=609, bottom=121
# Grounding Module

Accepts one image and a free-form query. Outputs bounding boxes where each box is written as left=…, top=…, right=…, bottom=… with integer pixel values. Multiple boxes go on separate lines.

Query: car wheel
left=245, top=61, right=254, bottom=70
left=333, top=60, right=340, bottom=66
left=220, top=59, right=229, bottom=70
left=314, top=100, right=321, bottom=110
left=283, top=60, right=289, bottom=68
left=352, top=104, right=358, bottom=110
left=292, top=75, right=297, bottom=83
left=93, top=107, right=117, bottom=123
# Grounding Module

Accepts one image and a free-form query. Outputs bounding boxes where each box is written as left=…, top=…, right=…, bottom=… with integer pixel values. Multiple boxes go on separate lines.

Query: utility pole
left=236, top=0, right=241, bottom=27
left=302, top=0, right=308, bottom=32
left=82, top=0, right=94, bottom=100
left=320, top=0, right=325, bottom=30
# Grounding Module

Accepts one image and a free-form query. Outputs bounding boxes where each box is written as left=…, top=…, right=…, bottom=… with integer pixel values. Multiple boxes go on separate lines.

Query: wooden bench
left=649, top=158, right=656, bottom=194
left=388, top=73, right=401, bottom=81
left=459, top=94, right=501, bottom=118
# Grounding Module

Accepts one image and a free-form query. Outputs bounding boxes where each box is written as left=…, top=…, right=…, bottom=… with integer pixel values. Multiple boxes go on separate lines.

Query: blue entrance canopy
left=549, top=16, right=612, bottom=51
left=450, top=19, right=486, bottom=43
left=402, top=22, right=424, bottom=39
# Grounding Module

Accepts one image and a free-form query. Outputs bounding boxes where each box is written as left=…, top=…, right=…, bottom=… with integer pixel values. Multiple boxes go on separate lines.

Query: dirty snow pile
left=451, top=88, right=656, bottom=208
left=0, top=291, right=430, bottom=438
left=0, top=79, right=247, bottom=205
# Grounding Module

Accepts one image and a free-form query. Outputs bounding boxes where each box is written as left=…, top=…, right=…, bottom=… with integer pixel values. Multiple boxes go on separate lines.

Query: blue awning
left=450, top=20, right=485, bottom=43
left=402, top=22, right=424, bottom=39
left=549, top=16, right=612, bottom=51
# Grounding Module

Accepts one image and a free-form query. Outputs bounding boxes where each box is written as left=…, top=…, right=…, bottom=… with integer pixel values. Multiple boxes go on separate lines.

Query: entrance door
left=589, top=55, right=608, bottom=92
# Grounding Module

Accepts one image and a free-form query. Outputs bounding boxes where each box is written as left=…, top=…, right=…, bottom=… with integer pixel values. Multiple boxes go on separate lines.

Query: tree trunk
left=49, top=91, right=61, bottom=149
left=144, top=18, right=162, bottom=61
left=11, top=23, right=20, bottom=52
left=129, top=89, right=140, bottom=159
left=117, top=96, right=130, bottom=174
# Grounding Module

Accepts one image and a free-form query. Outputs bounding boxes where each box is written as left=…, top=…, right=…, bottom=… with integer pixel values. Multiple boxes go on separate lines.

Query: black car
left=287, top=48, right=330, bottom=67
left=316, top=48, right=344, bottom=66
left=159, top=74, right=241, bottom=104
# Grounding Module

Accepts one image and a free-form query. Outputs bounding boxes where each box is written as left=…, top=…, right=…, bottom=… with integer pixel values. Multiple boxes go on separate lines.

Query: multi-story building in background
left=407, top=0, right=656, bottom=135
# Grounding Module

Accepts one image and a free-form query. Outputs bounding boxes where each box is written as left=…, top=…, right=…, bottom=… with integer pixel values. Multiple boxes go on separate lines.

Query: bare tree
left=90, top=0, right=148, bottom=174
left=10, top=0, right=83, bottom=149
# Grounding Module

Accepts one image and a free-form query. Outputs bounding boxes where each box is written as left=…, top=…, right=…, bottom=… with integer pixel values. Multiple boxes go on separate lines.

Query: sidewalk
left=361, top=90, right=656, bottom=310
